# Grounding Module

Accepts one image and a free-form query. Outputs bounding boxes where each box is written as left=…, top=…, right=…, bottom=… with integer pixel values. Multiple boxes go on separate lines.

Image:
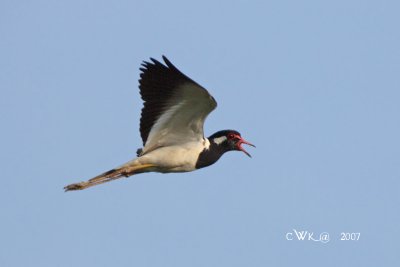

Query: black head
left=209, top=130, right=255, bottom=157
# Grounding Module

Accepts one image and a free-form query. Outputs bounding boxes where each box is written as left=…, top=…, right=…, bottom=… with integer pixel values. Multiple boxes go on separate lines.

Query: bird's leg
left=122, top=163, right=157, bottom=176
left=64, top=169, right=124, bottom=191
left=64, top=163, right=157, bottom=191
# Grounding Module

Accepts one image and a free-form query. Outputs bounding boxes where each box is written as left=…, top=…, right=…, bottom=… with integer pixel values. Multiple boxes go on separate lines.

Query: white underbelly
left=137, top=142, right=205, bottom=172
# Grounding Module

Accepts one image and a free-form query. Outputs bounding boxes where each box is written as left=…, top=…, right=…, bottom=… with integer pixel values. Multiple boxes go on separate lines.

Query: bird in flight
left=64, top=56, right=255, bottom=191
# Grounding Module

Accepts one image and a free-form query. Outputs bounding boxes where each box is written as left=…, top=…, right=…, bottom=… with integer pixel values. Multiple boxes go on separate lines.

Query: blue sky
left=1, top=0, right=399, bottom=266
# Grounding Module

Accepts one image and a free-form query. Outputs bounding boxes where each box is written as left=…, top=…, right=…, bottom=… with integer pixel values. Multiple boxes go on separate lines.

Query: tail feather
left=64, top=163, right=156, bottom=191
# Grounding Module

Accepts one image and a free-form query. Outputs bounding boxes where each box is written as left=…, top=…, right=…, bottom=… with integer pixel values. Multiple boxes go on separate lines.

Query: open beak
left=237, top=138, right=256, bottom=158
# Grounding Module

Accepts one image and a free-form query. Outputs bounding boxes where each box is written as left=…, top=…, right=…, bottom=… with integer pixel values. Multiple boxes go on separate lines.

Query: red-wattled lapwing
left=64, top=56, right=255, bottom=191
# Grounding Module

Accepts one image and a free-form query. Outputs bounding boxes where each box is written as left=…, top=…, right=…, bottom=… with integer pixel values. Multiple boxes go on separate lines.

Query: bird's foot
left=64, top=181, right=89, bottom=191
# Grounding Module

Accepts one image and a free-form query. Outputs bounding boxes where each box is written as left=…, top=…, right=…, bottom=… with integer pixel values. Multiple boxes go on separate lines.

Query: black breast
left=195, top=142, right=226, bottom=169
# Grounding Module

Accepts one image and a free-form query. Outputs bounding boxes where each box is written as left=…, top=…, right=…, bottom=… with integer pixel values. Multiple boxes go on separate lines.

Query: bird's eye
left=228, top=134, right=235, bottom=139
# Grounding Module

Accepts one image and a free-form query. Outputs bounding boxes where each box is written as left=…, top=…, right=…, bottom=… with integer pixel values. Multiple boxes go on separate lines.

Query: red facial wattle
left=228, top=133, right=255, bottom=157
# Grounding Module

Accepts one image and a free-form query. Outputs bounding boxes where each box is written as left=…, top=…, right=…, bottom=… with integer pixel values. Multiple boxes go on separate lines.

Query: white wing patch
left=142, top=82, right=217, bottom=154
left=145, top=102, right=185, bottom=148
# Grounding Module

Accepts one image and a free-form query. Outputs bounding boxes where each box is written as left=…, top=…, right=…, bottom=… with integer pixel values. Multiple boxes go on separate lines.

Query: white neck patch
left=213, top=136, right=227, bottom=145
left=203, top=138, right=211, bottom=150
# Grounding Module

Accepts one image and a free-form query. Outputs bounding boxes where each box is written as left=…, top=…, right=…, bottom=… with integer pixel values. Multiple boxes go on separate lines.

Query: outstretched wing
left=138, top=56, right=217, bottom=154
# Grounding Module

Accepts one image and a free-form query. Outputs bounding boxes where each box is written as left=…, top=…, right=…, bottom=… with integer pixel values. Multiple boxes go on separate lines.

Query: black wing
left=138, top=56, right=217, bottom=153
